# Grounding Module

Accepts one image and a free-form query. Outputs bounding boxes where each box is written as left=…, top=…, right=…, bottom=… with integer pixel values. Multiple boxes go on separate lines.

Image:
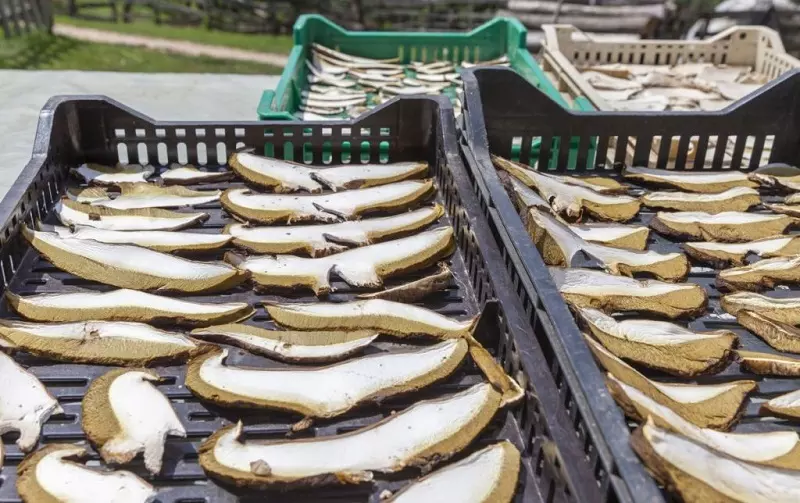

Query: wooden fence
left=60, top=0, right=505, bottom=32
left=0, top=0, right=53, bottom=37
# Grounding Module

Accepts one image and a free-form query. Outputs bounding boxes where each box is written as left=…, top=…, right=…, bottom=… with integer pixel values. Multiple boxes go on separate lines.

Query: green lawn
left=55, top=15, right=294, bottom=54
left=0, top=32, right=282, bottom=73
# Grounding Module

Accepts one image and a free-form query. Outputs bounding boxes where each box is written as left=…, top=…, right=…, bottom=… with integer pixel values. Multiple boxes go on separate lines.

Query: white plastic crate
left=540, top=24, right=800, bottom=166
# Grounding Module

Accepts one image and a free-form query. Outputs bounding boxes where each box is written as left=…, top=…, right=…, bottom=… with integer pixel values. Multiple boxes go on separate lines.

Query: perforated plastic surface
left=0, top=94, right=600, bottom=502
left=460, top=66, right=800, bottom=503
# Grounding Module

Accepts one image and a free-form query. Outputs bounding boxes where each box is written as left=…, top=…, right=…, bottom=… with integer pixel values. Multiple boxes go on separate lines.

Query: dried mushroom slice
left=42, top=224, right=232, bottom=254
left=82, top=369, right=185, bottom=474
left=609, top=377, right=800, bottom=470
left=198, top=383, right=503, bottom=488
left=578, top=308, right=736, bottom=376
left=493, top=155, right=639, bottom=222
left=641, top=187, right=760, bottom=213
left=737, top=310, right=800, bottom=354
left=24, top=225, right=246, bottom=294
left=71, top=163, right=155, bottom=185
left=550, top=267, right=707, bottom=319
left=586, top=335, right=754, bottom=430
left=684, top=236, right=800, bottom=268
left=17, top=444, right=155, bottom=503
left=718, top=255, right=800, bottom=291
left=190, top=324, right=377, bottom=363
left=722, top=292, right=800, bottom=325
left=631, top=420, right=800, bottom=503
left=229, top=151, right=427, bottom=192
left=225, top=205, right=443, bottom=256
left=0, top=351, right=62, bottom=461
left=623, top=165, right=757, bottom=193
left=90, top=183, right=220, bottom=209
left=651, top=211, right=796, bottom=242
left=221, top=180, right=434, bottom=224
left=229, top=227, right=454, bottom=295
left=56, top=198, right=208, bottom=231
left=5, top=289, right=253, bottom=327
left=0, top=319, right=208, bottom=366
left=387, top=441, right=520, bottom=503
left=185, top=341, right=467, bottom=417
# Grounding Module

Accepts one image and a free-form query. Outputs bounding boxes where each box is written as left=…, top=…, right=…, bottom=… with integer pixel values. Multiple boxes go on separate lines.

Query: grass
left=55, top=14, right=294, bottom=54
left=0, top=32, right=282, bottom=73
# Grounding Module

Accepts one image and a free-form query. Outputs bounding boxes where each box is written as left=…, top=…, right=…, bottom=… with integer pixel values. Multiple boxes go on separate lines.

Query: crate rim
left=459, top=66, right=670, bottom=503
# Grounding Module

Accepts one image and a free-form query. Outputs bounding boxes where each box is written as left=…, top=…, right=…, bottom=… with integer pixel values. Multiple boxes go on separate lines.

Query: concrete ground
left=0, top=70, right=281, bottom=199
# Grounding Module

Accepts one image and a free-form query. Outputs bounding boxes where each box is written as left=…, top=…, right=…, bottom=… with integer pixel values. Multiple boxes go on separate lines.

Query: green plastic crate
left=256, top=14, right=579, bottom=121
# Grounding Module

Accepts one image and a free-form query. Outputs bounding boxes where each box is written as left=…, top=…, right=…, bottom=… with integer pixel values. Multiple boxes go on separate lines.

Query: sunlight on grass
left=0, top=32, right=283, bottom=74
left=55, top=15, right=295, bottom=54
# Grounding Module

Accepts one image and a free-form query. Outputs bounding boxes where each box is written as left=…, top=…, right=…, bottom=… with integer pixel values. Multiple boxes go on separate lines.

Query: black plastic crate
left=0, top=94, right=603, bottom=503
left=459, top=66, right=800, bottom=503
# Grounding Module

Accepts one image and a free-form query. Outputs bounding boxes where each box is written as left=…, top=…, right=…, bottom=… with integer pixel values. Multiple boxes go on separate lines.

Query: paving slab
left=0, top=69, right=281, bottom=199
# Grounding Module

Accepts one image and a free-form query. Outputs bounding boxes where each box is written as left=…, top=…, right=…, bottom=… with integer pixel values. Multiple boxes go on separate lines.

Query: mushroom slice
left=718, top=255, right=800, bottom=291
left=766, top=203, right=800, bottom=218
left=651, top=211, right=796, bottom=242
left=586, top=336, right=755, bottom=429
left=641, top=187, right=761, bottom=213
left=499, top=170, right=549, bottom=211
left=569, top=222, right=650, bottom=250
left=190, top=325, right=378, bottom=363
left=460, top=55, right=510, bottom=68
left=356, top=263, right=452, bottom=302
left=5, top=289, right=253, bottom=327
left=684, top=236, right=800, bottom=267
left=387, top=441, right=521, bottom=503
left=722, top=292, right=800, bottom=324
left=550, top=267, right=707, bottom=319
left=762, top=389, right=800, bottom=420
left=41, top=223, right=232, bottom=253
left=82, top=369, right=185, bottom=474
left=221, top=180, right=434, bottom=224
left=493, top=156, right=639, bottom=221
left=0, top=320, right=208, bottom=366
left=224, top=205, right=443, bottom=256
left=263, top=302, right=521, bottom=405
left=229, top=152, right=427, bottom=192
left=71, top=163, right=155, bottom=185
left=631, top=420, right=800, bottom=503
left=609, top=377, right=800, bottom=470
left=198, top=382, right=502, bottom=487
left=738, top=350, right=800, bottom=376
left=578, top=308, right=736, bottom=376
left=528, top=208, right=689, bottom=281
left=0, top=351, right=62, bottom=458
left=265, top=299, right=476, bottom=339
left=736, top=310, right=800, bottom=353
left=56, top=198, right=208, bottom=231
left=17, top=444, right=155, bottom=503
left=159, top=164, right=233, bottom=185
left=66, top=186, right=111, bottom=203
left=229, top=227, right=454, bottom=295
left=24, top=226, right=246, bottom=293
left=623, top=165, right=757, bottom=192
left=311, top=43, right=400, bottom=64
left=186, top=341, right=467, bottom=417
left=750, top=171, right=800, bottom=192
left=90, top=183, right=221, bottom=209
